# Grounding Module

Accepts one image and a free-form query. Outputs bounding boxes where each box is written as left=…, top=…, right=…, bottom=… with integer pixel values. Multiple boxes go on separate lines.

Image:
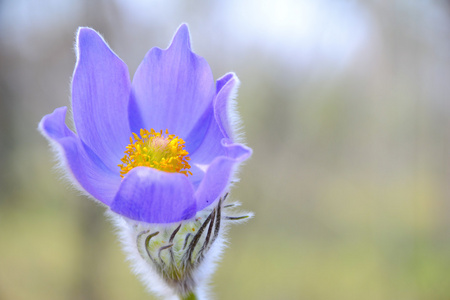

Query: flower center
left=119, top=129, right=192, bottom=178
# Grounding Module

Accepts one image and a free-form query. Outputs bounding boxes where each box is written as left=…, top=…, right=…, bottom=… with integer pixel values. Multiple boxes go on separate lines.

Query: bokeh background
left=1, top=0, right=450, bottom=299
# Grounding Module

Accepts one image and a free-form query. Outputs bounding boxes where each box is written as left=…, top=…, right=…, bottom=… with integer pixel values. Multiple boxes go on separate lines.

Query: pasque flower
left=39, top=24, right=251, bottom=223
left=39, top=24, right=252, bottom=299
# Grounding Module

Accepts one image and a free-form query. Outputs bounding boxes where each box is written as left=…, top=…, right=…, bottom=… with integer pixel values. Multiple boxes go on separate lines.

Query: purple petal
left=194, top=140, right=252, bottom=210
left=184, top=104, right=217, bottom=157
left=110, top=167, right=197, bottom=223
left=129, top=24, right=215, bottom=138
left=188, top=114, right=225, bottom=165
left=72, top=27, right=131, bottom=173
left=186, top=72, right=240, bottom=164
left=39, top=107, right=121, bottom=205
left=214, top=73, right=240, bottom=140
left=216, top=72, right=235, bottom=94
left=186, top=164, right=204, bottom=189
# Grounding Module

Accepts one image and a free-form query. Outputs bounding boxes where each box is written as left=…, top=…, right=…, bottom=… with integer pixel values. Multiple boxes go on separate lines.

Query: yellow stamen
left=118, top=129, right=192, bottom=178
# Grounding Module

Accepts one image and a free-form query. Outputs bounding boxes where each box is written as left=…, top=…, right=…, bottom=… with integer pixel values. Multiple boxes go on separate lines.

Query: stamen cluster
left=119, top=129, right=192, bottom=178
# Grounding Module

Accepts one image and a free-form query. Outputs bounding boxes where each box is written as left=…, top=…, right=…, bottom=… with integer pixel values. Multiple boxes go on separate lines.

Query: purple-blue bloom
left=39, top=24, right=252, bottom=224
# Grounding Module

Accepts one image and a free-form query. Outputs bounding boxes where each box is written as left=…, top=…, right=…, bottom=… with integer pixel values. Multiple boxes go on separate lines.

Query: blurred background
left=1, top=0, right=450, bottom=299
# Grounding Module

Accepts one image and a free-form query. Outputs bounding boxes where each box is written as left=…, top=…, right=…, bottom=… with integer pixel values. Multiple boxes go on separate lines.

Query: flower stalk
left=181, top=292, right=198, bottom=300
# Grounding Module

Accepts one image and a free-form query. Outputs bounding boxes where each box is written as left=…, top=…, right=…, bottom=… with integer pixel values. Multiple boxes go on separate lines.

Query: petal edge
left=39, top=107, right=121, bottom=205
left=194, top=141, right=252, bottom=211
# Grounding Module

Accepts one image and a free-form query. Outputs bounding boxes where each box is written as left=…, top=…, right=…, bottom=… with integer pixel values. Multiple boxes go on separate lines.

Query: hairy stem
left=180, top=292, right=198, bottom=300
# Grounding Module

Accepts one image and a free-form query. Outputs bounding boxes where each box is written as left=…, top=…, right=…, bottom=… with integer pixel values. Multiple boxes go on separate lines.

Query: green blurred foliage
left=1, top=1, right=450, bottom=299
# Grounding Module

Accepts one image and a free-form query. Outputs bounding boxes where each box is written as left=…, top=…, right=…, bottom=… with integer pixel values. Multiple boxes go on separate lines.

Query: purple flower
left=39, top=24, right=252, bottom=224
